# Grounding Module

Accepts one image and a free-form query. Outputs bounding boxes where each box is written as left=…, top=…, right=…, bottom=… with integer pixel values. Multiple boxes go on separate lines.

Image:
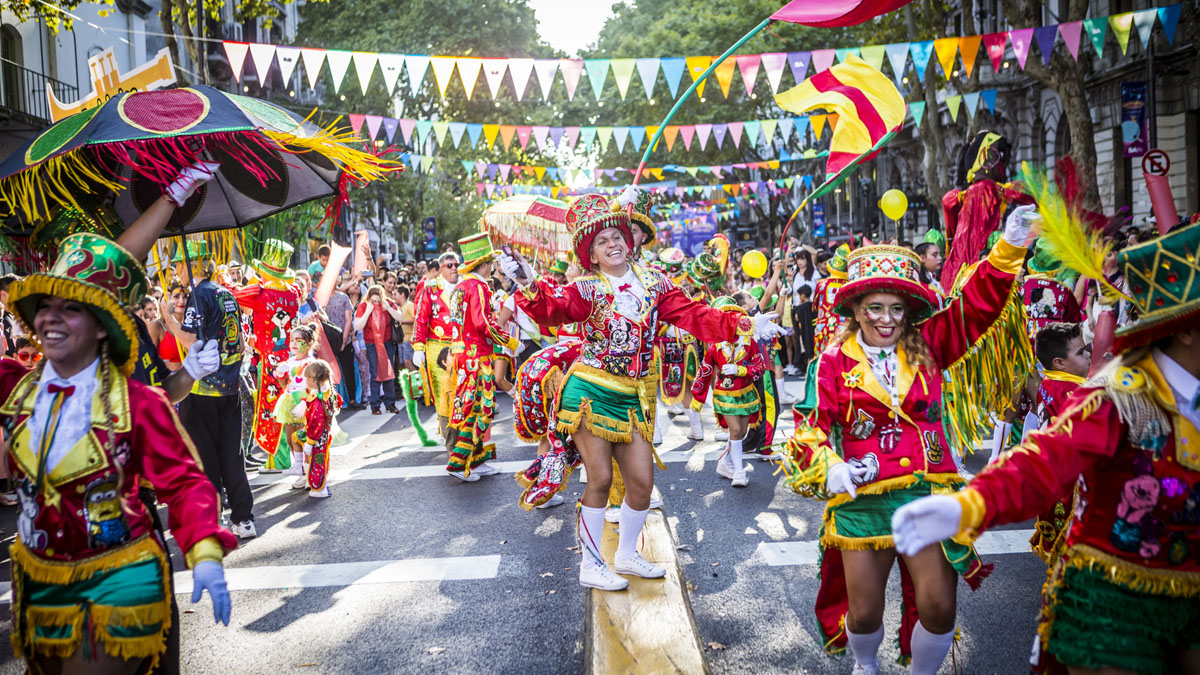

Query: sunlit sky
left=528, top=0, right=620, bottom=56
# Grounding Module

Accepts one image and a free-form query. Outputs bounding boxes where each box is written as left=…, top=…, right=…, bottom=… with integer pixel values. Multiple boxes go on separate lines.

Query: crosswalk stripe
left=756, top=528, right=1037, bottom=566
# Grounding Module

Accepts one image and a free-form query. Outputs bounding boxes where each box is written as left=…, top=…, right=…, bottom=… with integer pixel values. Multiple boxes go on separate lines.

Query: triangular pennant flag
left=811, top=49, right=836, bottom=73
left=933, top=38, right=958, bottom=77
left=434, top=121, right=450, bottom=147
left=1010, top=28, right=1034, bottom=69
left=610, top=58, right=636, bottom=99
left=365, top=115, right=383, bottom=141
left=884, top=43, right=909, bottom=85
left=635, top=58, right=660, bottom=99
left=663, top=125, right=679, bottom=152
left=1109, top=13, right=1133, bottom=55
left=546, top=167, right=559, bottom=181
left=348, top=114, right=366, bottom=138
left=909, top=101, right=926, bottom=127
left=744, top=120, right=761, bottom=147
left=629, top=126, right=645, bottom=151
left=713, top=56, right=737, bottom=98
left=482, top=58, right=508, bottom=98
left=499, top=125, right=516, bottom=150
left=275, top=46, right=300, bottom=86
left=507, top=58, right=534, bottom=100
left=712, top=123, right=727, bottom=149
left=679, top=125, right=695, bottom=150
left=487, top=164, right=498, bottom=181
left=584, top=59, right=611, bottom=101
left=794, top=116, right=809, bottom=141
left=727, top=122, right=742, bottom=147
left=422, top=156, right=435, bottom=173
left=532, top=125, right=550, bottom=151
left=780, top=148, right=792, bottom=161
left=946, top=94, right=962, bottom=122
left=517, top=126, right=532, bottom=150
left=300, top=47, right=326, bottom=90
left=352, top=51, right=378, bottom=94
left=377, top=54, right=404, bottom=93
left=787, top=52, right=811, bottom=84
left=958, top=36, right=981, bottom=76
left=561, top=59, right=584, bottom=100
left=982, top=33, right=1008, bottom=72
left=981, top=89, right=997, bottom=113
left=399, top=119, right=416, bottom=145
left=613, top=126, right=629, bottom=153
left=224, top=41, right=250, bottom=83
left=1132, top=9, right=1157, bottom=49
left=548, top=126, right=564, bottom=149
left=827, top=113, right=839, bottom=131
left=1034, top=25, right=1058, bottom=66
left=533, top=59, right=558, bottom=99
left=248, top=43, right=276, bottom=83
left=963, top=91, right=980, bottom=119
left=660, top=57, right=686, bottom=97
left=860, top=45, right=886, bottom=73
left=405, top=55, right=430, bottom=95
left=778, top=117, right=794, bottom=141
left=382, top=117, right=398, bottom=143
left=760, top=118, right=777, bottom=144
left=1058, top=21, right=1082, bottom=60
left=429, top=56, right=457, bottom=97
left=761, top=52, right=787, bottom=93
left=695, top=123, right=712, bottom=150
left=1158, top=4, right=1181, bottom=45
left=597, top=127, right=613, bottom=152
left=686, top=56, right=712, bottom=99
left=499, top=164, right=512, bottom=182
left=482, top=124, right=499, bottom=149
left=466, top=123, right=483, bottom=148
left=909, top=41, right=934, bottom=82
left=325, top=50, right=353, bottom=94
left=580, top=126, right=597, bottom=150
left=456, top=57, right=482, bottom=99
left=565, top=126, right=581, bottom=150
left=736, top=55, right=761, bottom=96
left=810, top=114, right=827, bottom=140
left=1083, top=17, right=1108, bottom=57
left=834, top=47, right=861, bottom=63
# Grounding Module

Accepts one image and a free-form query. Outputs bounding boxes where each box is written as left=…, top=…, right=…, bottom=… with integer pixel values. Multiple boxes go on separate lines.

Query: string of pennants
left=222, top=6, right=1179, bottom=101
left=347, top=88, right=998, bottom=151
left=474, top=174, right=820, bottom=201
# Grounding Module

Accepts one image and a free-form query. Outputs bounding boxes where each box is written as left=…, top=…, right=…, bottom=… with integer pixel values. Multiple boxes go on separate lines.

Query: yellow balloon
left=879, top=189, right=908, bottom=221
left=742, top=249, right=768, bottom=278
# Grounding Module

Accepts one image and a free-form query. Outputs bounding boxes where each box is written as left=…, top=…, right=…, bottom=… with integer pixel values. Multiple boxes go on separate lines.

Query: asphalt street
left=0, top=377, right=1046, bottom=674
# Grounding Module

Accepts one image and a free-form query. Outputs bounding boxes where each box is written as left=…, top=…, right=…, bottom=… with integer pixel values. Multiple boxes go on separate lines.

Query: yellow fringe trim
left=821, top=530, right=896, bottom=551
left=10, top=535, right=163, bottom=585
left=825, top=472, right=965, bottom=508
left=1064, top=544, right=1200, bottom=598
left=556, top=403, right=654, bottom=445
left=262, top=124, right=403, bottom=184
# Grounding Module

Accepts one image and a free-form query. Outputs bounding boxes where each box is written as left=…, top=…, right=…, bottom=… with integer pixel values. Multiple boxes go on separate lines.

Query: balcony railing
left=0, top=57, right=80, bottom=126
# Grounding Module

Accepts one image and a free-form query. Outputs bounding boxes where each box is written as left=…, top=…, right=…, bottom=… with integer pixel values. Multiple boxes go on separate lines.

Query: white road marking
left=756, top=529, right=1037, bottom=566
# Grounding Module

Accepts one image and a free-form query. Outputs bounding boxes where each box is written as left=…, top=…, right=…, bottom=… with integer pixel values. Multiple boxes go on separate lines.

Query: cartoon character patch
left=923, top=430, right=944, bottom=464
left=878, top=424, right=901, bottom=453
left=841, top=370, right=864, bottom=389
left=85, top=474, right=130, bottom=549
left=848, top=409, right=876, bottom=440
left=15, top=477, right=48, bottom=551
left=847, top=453, right=880, bottom=484
left=270, top=309, right=291, bottom=351
left=1110, top=454, right=1165, bottom=558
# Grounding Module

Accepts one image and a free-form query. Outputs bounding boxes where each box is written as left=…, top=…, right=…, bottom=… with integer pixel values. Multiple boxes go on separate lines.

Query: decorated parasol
left=0, top=85, right=401, bottom=240
left=480, top=194, right=569, bottom=268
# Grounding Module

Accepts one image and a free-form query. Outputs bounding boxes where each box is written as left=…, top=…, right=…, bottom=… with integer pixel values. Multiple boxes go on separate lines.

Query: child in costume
left=299, top=360, right=339, bottom=498
left=780, top=206, right=1037, bottom=675
left=894, top=218, right=1200, bottom=675
left=273, top=324, right=319, bottom=484
left=690, top=296, right=768, bottom=487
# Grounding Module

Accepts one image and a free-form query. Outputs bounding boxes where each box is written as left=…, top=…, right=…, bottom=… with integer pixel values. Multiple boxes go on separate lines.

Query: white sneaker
left=614, top=552, right=666, bottom=579
left=653, top=428, right=663, bottom=444
left=716, top=460, right=735, bottom=480
left=649, top=497, right=663, bottom=509
left=536, top=494, right=565, bottom=509
left=309, top=486, right=331, bottom=498
left=851, top=663, right=879, bottom=675
left=604, top=507, right=620, bottom=523
left=731, top=470, right=748, bottom=487
left=448, top=470, right=481, bottom=482
left=784, top=365, right=799, bottom=375
left=472, top=462, right=499, bottom=476
left=715, top=429, right=729, bottom=441
left=781, top=393, right=797, bottom=405
left=290, top=476, right=307, bottom=490
left=687, top=425, right=704, bottom=441
left=281, top=458, right=304, bottom=476
left=667, top=404, right=685, bottom=416
left=233, top=520, right=257, bottom=539
left=580, top=561, right=629, bottom=591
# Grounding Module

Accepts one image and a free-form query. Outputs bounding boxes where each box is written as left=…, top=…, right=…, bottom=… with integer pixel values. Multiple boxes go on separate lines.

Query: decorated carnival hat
left=710, top=295, right=747, bottom=315
left=458, top=232, right=495, bottom=274
left=251, top=238, right=295, bottom=282
left=9, top=233, right=148, bottom=375
left=565, top=193, right=632, bottom=272
left=658, top=247, right=686, bottom=270
left=613, top=190, right=656, bottom=246
left=548, top=258, right=570, bottom=276
left=171, top=239, right=211, bottom=263
left=826, top=243, right=852, bottom=279
left=1113, top=220, right=1200, bottom=353
left=689, top=252, right=722, bottom=284
left=833, top=245, right=940, bottom=320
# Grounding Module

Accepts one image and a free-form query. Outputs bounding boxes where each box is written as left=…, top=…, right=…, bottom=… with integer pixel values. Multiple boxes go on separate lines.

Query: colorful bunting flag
left=1109, top=13, right=1134, bottom=55
left=660, top=57, right=687, bottom=97
left=811, top=49, right=836, bottom=73
left=736, top=55, right=761, bottom=96
left=933, top=38, right=958, bottom=76
left=1158, top=5, right=1181, bottom=45
left=482, top=58, right=508, bottom=99
left=909, top=41, right=934, bottom=82
left=405, top=55, right=430, bottom=96
left=712, top=123, right=727, bottom=149
left=429, top=56, right=456, bottom=98
left=382, top=117, right=398, bottom=143
left=909, top=101, right=926, bottom=127
left=713, top=57, right=737, bottom=98
left=1083, top=17, right=1108, bottom=57
left=761, top=53, right=788, bottom=93
left=352, top=51, right=378, bottom=94
left=860, top=45, right=886, bottom=73
left=696, top=123, right=712, bottom=151
left=1010, top=28, right=1034, bottom=69
left=981, top=89, right=997, bottom=113
left=1132, top=9, right=1157, bottom=49
left=561, top=59, right=585, bottom=100
left=982, top=32, right=1008, bottom=72
left=884, top=43, right=909, bottom=85
left=377, top=53, right=404, bottom=93
left=760, top=118, right=777, bottom=145
left=1058, top=21, right=1083, bottom=60
left=301, top=47, right=327, bottom=90
left=679, top=124, right=695, bottom=150
left=788, top=52, right=811, bottom=84
left=533, top=59, right=558, bottom=99
left=958, top=36, right=980, bottom=77
left=499, top=125, right=516, bottom=150
left=584, top=59, right=611, bottom=101
left=636, top=58, right=660, bottom=99
left=686, top=56, right=712, bottom=98
left=835, top=47, right=861, bottom=63
left=248, top=43, right=276, bottom=83
left=1033, top=25, right=1058, bottom=66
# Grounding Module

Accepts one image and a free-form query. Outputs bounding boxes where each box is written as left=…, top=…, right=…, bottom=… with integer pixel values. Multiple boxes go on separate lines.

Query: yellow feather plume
left=1017, top=162, right=1130, bottom=303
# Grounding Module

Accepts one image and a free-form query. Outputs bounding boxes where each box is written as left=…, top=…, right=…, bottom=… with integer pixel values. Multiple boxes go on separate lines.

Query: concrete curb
left=585, top=506, right=708, bottom=674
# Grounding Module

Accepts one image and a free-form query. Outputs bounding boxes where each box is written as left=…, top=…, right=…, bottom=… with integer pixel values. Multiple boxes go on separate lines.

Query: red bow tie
left=618, top=283, right=632, bottom=292
left=47, top=383, right=75, bottom=397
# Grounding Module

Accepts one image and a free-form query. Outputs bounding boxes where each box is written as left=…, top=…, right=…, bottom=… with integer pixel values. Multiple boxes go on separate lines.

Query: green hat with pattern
left=458, top=232, right=495, bottom=274
left=171, top=239, right=211, bottom=263
left=710, top=295, right=746, bottom=315
left=251, top=238, right=295, bottom=282
left=9, top=233, right=148, bottom=375
left=1114, top=220, right=1200, bottom=353
left=826, top=243, right=852, bottom=279
left=549, top=258, right=569, bottom=275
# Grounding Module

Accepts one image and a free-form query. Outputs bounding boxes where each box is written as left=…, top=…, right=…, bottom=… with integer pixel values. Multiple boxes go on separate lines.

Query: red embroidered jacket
left=449, top=274, right=517, bottom=359
left=957, top=353, right=1200, bottom=591
left=411, top=276, right=456, bottom=348
left=786, top=240, right=1026, bottom=495
left=516, top=264, right=752, bottom=380
left=0, top=359, right=236, bottom=563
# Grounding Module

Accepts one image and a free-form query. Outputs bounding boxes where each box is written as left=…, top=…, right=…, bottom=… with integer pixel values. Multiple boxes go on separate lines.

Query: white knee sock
left=845, top=623, right=884, bottom=672
left=686, top=408, right=701, bottom=428
left=578, top=505, right=607, bottom=567
left=616, top=501, right=648, bottom=560
left=728, top=437, right=744, bottom=473
left=910, top=621, right=955, bottom=675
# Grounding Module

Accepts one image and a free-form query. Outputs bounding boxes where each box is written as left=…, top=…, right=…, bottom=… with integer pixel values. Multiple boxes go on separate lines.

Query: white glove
left=165, top=160, right=220, bottom=207
left=412, top=350, right=426, bottom=368
left=720, top=363, right=739, bottom=375
left=292, top=402, right=306, bottom=418
left=891, top=494, right=963, bottom=556
left=497, top=251, right=533, bottom=286
left=182, top=339, right=220, bottom=381
left=826, top=461, right=871, bottom=499
left=752, top=312, right=787, bottom=341
left=1003, top=204, right=1039, bottom=247
left=617, top=186, right=641, bottom=208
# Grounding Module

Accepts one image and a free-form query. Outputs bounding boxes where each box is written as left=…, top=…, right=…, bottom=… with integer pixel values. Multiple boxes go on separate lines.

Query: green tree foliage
left=2, top=0, right=114, bottom=33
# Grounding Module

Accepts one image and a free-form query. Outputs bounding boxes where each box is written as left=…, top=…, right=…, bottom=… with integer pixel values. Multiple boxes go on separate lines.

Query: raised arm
left=465, top=281, right=517, bottom=351
left=657, top=286, right=752, bottom=344
left=514, top=277, right=591, bottom=327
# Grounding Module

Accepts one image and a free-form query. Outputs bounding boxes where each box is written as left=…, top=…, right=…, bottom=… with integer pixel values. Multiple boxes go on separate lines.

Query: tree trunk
left=176, top=1, right=204, bottom=86
left=160, top=2, right=187, bottom=85
left=905, top=6, right=950, bottom=222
